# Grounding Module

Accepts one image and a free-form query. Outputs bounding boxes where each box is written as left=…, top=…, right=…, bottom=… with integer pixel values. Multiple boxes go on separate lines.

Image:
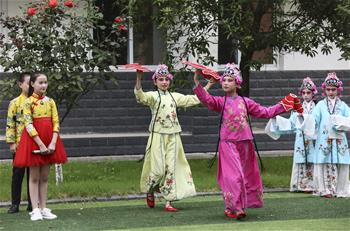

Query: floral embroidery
left=145, top=174, right=160, bottom=190
left=292, top=164, right=313, bottom=191
left=223, top=192, right=234, bottom=211
left=324, top=164, right=337, bottom=194
left=187, top=172, right=194, bottom=185
left=160, top=165, right=175, bottom=199
left=319, top=143, right=332, bottom=156
left=238, top=101, right=245, bottom=110
left=337, top=143, right=348, bottom=156
left=224, top=100, right=248, bottom=132
left=256, top=188, right=263, bottom=202
left=153, top=95, right=179, bottom=129
left=295, top=146, right=306, bottom=157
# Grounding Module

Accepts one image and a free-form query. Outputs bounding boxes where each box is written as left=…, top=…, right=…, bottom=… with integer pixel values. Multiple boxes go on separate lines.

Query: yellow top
left=23, top=93, right=60, bottom=137
left=6, top=93, right=27, bottom=144
left=134, top=88, right=200, bottom=134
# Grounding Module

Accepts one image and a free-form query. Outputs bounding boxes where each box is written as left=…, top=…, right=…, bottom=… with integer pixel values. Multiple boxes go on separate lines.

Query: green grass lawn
left=0, top=193, right=349, bottom=230
left=0, top=157, right=292, bottom=201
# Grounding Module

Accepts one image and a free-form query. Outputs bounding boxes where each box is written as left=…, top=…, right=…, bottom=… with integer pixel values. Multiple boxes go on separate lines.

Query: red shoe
left=146, top=193, right=155, bottom=208
left=323, top=194, right=332, bottom=198
left=224, top=210, right=246, bottom=220
left=224, top=210, right=238, bottom=219
left=236, top=211, right=247, bottom=219
left=164, top=204, right=178, bottom=212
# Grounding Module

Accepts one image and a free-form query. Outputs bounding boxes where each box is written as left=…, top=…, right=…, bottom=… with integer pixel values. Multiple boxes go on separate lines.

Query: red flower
left=166, top=179, right=173, bottom=185
left=27, top=7, right=37, bottom=16
left=64, top=1, right=74, bottom=8
left=48, top=0, right=58, bottom=8
left=118, top=25, right=127, bottom=31
left=114, top=16, right=123, bottom=23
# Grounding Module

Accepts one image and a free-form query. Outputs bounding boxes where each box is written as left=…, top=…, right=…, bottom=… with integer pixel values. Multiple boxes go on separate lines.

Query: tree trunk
left=239, top=54, right=251, bottom=97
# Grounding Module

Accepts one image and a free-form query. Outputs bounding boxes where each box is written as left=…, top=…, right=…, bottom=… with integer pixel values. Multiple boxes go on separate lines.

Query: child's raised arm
left=135, top=70, right=143, bottom=90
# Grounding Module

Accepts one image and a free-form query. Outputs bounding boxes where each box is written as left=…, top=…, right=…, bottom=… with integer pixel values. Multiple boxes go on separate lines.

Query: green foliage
left=0, top=0, right=127, bottom=122
left=148, top=0, right=350, bottom=94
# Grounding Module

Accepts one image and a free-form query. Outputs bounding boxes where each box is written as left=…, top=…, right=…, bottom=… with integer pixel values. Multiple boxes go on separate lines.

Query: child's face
left=221, top=76, right=237, bottom=93
left=325, top=86, right=338, bottom=99
left=31, top=74, right=48, bottom=95
left=19, top=75, right=30, bottom=95
left=301, top=89, right=313, bottom=102
left=154, top=76, right=170, bottom=91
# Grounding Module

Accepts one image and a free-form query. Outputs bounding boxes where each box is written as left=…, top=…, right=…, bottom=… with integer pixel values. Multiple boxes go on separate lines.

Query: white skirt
left=313, top=164, right=350, bottom=197
left=290, top=162, right=314, bottom=192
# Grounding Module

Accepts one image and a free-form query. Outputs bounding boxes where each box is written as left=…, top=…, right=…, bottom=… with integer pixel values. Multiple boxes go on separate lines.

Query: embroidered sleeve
left=23, top=99, right=38, bottom=137
left=51, top=99, right=60, bottom=133
left=193, top=84, right=222, bottom=112
left=5, top=100, right=16, bottom=143
left=173, top=92, right=200, bottom=108
left=134, top=88, right=155, bottom=106
left=246, top=97, right=285, bottom=119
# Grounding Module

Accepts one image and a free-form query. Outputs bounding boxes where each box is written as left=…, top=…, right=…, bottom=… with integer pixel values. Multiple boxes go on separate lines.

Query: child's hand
left=39, top=144, right=49, bottom=154
left=47, top=142, right=56, bottom=154
left=9, top=143, right=16, bottom=154
left=136, top=70, right=143, bottom=78
left=193, top=69, right=201, bottom=86
left=204, top=77, right=217, bottom=91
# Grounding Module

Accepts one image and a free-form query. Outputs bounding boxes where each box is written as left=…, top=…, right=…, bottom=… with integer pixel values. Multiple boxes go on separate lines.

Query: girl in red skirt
left=14, top=72, right=67, bottom=221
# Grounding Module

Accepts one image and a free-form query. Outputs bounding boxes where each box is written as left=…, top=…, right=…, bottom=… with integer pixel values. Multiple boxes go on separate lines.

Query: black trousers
left=11, top=154, right=31, bottom=207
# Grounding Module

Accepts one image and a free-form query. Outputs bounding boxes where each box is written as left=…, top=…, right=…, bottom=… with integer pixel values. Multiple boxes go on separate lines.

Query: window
left=94, top=0, right=166, bottom=65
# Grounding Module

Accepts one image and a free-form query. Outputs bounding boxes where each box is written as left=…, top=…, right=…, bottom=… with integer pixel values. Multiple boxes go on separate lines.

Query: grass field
left=0, top=193, right=349, bottom=230
left=0, top=157, right=293, bottom=201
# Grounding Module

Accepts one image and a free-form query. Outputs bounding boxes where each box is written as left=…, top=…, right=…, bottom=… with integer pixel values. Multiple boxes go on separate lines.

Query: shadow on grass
left=1, top=195, right=349, bottom=230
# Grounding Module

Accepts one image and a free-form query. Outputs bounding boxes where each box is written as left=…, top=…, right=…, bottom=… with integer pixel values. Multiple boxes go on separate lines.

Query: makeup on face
left=221, top=76, right=237, bottom=93
left=154, top=76, right=170, bottom=91
left=301, top=89, right=313, bottom=102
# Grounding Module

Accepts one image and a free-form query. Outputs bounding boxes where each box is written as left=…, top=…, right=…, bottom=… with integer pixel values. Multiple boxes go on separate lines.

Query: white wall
left=272, top=48, right=350, bottom=70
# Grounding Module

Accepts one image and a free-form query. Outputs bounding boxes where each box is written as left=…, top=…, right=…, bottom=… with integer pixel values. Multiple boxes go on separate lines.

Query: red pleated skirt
left=13, top=117, right=68, bottom=167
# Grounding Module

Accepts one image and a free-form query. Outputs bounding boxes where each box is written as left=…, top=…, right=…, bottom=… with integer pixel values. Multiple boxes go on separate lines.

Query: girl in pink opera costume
left=193, top=63, right=299, bottom=219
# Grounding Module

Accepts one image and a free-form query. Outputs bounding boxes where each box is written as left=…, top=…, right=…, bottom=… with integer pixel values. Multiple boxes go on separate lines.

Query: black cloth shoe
left=7, top=205, right=19, bottom=214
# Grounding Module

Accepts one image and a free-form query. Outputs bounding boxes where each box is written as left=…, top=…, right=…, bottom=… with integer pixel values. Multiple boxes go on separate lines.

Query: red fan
left=119, top=63, right=151, bottom=72
left=181, top=60, right=220, bottom=80
left=202, top=68, right=220, bottom=81
left=182, top=60, right=208, bottom=70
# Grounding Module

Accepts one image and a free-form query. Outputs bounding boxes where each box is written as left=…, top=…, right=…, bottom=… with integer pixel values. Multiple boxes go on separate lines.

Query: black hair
left=28, top=72, right=47, bottom=97
left=18, top=72, right=31, bottom=83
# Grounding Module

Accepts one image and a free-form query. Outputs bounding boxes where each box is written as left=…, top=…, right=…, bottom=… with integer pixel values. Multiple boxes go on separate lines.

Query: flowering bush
left=0, top=0, right=127, bottom=122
